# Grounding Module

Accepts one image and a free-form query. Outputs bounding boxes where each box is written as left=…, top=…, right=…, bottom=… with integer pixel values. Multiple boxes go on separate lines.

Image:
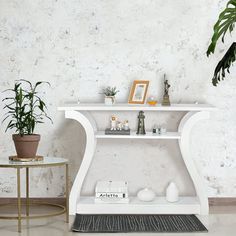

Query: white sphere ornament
left=137, top=188, right=156, bottom=202
left=166, top=182, right=179, bottom=203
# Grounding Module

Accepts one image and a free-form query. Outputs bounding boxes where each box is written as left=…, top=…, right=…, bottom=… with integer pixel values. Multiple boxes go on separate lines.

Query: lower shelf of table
left=95, top=131, right=181, bottom=139
left=76, top=196, right=200, bottom=214
left=0, top=202, right=66, bottom=220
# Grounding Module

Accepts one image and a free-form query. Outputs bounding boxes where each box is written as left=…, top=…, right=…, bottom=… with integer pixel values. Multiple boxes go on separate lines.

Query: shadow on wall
left=52, top=119, right=86, bottom=184
left=163, top=140, right=196, bottom=196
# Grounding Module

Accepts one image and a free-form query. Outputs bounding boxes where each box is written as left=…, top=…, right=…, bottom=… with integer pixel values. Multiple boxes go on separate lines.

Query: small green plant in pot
left=2, top=80, right=52, bottom=159
left=102, top=86, right=119, bottom=105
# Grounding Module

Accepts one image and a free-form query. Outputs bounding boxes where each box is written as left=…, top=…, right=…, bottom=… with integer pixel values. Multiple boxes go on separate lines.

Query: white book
left=95, top=181, right=128, bottom=193
left=94, top=197, right=129, bottom=204
left=96, top=192, right=127, bottom=198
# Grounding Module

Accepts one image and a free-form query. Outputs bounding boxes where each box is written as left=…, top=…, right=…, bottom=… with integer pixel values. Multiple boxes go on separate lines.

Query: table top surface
left=0, top=157, right=68, bottom=168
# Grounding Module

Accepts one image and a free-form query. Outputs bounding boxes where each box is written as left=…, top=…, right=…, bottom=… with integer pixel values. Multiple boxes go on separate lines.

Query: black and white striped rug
left=72, top=214, right=207, bottom=233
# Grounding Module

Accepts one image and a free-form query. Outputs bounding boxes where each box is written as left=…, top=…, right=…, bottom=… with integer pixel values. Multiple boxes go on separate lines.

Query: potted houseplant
left=2, top=80, right=52, bottom=159
left=102, top=86, right=119, bottom=105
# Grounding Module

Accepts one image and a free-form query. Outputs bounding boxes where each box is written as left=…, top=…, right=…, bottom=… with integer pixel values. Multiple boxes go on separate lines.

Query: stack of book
left=95, top=181, right=129, bottom=203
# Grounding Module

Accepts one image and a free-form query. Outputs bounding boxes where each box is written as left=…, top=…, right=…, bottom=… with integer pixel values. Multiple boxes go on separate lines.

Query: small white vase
left=104, top=96, right=115, bottom=105
left=166, top=182, right=179, bottom=202
left=137, top=188, right=156, bottom=202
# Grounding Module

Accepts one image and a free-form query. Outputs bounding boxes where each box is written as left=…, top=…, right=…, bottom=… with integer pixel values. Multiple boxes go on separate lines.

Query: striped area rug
left=72, top=214, right=207, bottom=233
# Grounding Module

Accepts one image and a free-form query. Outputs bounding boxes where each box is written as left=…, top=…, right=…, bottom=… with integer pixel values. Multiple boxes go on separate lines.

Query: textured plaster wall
left=0, top=0, right=236, bottom=198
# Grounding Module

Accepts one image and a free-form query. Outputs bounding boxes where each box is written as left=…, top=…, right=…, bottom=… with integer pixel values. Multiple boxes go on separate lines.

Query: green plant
left=102, top=86, right=119, bottom=96
left=207, top=0, right=236, bottom=86
left=2, top=80, right=52, bottom=136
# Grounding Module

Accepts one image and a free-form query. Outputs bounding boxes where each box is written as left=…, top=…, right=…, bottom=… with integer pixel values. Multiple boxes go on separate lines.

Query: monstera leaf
left=207, top=0, right=236, bottom=85
left=207, top=0, right=236, bottom=56
left=212, top=42, right=236, bottom=86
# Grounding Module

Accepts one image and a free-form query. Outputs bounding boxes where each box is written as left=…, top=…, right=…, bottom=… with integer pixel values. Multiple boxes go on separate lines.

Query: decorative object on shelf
left=160, top=127, right=166, bottom=134
left=95, top=181, right=129, bottom=203
left=106, top=116, right=130, bottom=135
left=123, top=120, right=129, bottom=130
left=166, top=182, right=179, bottom=203
left=110, top=115, right=118, bottom=130
left=137, top=188, right=156, bottom=202
left=117, top=121, right=123, bottom=131
left=153, top=126, right=167, bottom=135
left=105, top=128, right=130, bottom=135
left=128, top=80, right=149, bottom=104
left=136, top=111, right=146, bottom=135
left=102, top=86, right=119, bottom=105
left=152, top=125, right=158, bottom=134
left=153, top=125, right=166, bottom=134
left=161, top=74, right=171, bottom=106
left=2, top=80, right=52, bottom=161
left=147, top=96, right=158, bottom=106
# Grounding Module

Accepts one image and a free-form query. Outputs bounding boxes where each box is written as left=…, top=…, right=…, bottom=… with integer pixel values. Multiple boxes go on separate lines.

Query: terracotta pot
left=12, top=134, right=40, bottom=158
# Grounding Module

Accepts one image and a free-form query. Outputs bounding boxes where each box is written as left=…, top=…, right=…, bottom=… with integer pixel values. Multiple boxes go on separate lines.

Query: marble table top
left=0, top=157, right=68, bottom=168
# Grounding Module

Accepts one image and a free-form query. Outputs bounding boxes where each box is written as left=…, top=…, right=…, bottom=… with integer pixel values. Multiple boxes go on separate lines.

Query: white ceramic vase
left=104, top=96, right=115, bottom=105
left=166, top=182, right=179, bottom=202
left=137, top=188, right=156, bottom=202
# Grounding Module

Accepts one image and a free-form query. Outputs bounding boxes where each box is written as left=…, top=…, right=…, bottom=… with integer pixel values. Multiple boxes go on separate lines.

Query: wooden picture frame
left=128, top=80, right=149, bottom=104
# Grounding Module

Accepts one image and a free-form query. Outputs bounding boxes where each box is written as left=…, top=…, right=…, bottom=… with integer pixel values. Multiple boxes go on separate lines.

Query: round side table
left=0, top=157, right=69, bottom=232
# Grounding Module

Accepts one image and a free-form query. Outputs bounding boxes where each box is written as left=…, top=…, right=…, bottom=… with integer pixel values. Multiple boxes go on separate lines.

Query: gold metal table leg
left=26, top=167, right=29, bottom=216
left=17, top=167, right=21, bottom=233
left=65, top=163, right=69, bottom=223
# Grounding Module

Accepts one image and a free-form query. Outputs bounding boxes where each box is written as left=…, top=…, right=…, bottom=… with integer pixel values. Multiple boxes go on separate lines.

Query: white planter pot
left=166, top=182, right=179, bottom=202
left=104, top=96, right=115, bottom=105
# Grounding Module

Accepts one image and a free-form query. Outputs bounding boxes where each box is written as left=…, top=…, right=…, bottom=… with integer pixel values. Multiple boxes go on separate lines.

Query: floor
left=0, top=206, right=236, bottom=236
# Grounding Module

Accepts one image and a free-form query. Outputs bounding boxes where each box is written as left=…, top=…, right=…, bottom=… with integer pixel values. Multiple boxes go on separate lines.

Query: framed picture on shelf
left=128, top=80, right=149, bottom=104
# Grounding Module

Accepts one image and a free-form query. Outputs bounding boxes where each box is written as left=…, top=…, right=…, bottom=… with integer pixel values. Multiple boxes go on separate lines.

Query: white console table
left=58, top=103, right=215, bottom=215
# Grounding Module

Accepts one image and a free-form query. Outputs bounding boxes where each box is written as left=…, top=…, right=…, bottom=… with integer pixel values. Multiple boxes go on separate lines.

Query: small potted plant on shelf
left=102, top=86, right=119, bottom=105
left=2, top=80, right=52, bottom=160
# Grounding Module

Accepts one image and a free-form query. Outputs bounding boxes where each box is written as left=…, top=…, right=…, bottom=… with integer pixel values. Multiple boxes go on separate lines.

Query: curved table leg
left=65, top=111, right=97, bottom=215
left=178, top=111, right=210, bottom=215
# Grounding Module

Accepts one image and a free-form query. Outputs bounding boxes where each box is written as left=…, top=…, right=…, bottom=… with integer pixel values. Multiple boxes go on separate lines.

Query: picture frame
left=128, top=80, right=149, bottom=104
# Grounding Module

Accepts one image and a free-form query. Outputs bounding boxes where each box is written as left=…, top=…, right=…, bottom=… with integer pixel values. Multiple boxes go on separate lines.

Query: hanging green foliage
left=211, top=42, right=236, bottom=86
left=207, top=0, right=236, bottom=86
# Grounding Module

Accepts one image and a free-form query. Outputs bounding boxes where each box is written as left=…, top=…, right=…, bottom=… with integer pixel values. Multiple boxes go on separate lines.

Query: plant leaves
left=212, top=42, right=236, bottom=86
left=17, top=79, right=32, bottom=90
left=2, top=80, right=52, bottom=134
left=207, top=0, right=236, bottom=56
